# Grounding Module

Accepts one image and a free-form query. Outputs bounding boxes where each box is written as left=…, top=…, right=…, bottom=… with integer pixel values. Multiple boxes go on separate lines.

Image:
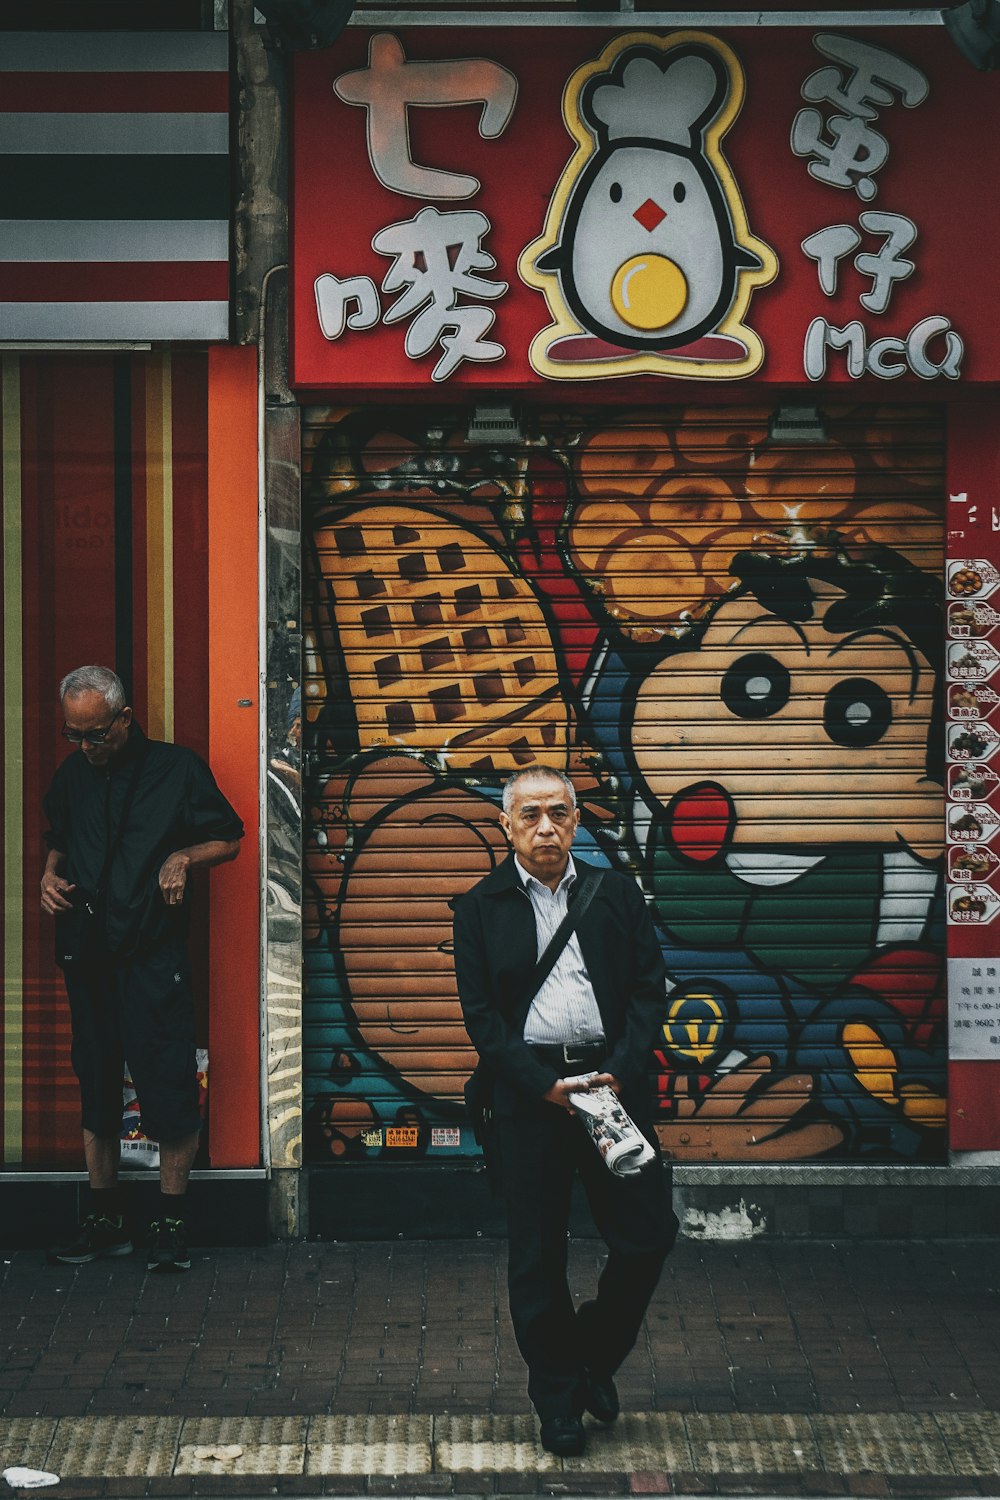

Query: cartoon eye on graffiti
left=520, top=32, right=778, bottom=381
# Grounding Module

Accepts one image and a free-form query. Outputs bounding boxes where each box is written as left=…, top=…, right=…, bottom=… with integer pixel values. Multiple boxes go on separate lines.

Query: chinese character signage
left=291, top=26, right=1000, bottom=390
left=948, top=957, right=1000, bottom=1059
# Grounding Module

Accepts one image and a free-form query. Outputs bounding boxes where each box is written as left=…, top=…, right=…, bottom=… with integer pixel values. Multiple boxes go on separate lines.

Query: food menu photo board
left=946, top=500, right=1000, bottom=1072
left=946, top=555, right=1000, bottom=942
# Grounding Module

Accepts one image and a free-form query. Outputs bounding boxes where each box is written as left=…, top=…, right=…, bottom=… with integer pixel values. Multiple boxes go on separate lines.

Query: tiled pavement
left=2, top=1239, right=1000, bottom=1497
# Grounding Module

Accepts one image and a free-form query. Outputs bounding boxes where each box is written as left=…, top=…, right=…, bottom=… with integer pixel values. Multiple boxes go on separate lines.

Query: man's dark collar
left=108, top=720, right=148, bottom=768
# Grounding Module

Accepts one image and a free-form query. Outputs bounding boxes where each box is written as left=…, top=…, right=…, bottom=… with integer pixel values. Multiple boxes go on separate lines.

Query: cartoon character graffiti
left=629, top=543, right=945, bottom=987
left=301, top=404, right=948, bottom=1162
left=521, top=33, right=778, bottom=380
left=626, top=543, right=946, bottom=1156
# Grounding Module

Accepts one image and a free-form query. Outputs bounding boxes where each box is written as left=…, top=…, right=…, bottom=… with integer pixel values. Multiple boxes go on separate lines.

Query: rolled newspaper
left=565, top=1072, right=656, bottom=1177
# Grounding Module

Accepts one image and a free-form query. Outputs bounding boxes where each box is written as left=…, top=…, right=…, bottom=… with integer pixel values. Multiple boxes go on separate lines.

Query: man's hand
left=543, top=1072, right=622, bottom=1111
left=40, top=870, right=75, bottom=916
left=543, top=1079, right=580, bottom=1112
left=158, top=852, right=191, bottom=906
left=159, top=839, right=240, bottom=908
left=41, top=849, right=74, bottom=916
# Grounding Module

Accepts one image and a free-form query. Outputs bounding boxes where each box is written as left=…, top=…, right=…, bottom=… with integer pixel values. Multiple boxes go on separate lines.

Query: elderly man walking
left=40, top=666, right=243, bottom=1272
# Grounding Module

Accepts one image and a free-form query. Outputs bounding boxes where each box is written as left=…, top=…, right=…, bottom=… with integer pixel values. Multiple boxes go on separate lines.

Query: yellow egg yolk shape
left=611, top=254, right=689, bottom=332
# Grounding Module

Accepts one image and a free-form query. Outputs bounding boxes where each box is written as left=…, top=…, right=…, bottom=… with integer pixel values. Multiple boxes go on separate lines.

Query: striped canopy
left=0, top=32, right=230, bottom=343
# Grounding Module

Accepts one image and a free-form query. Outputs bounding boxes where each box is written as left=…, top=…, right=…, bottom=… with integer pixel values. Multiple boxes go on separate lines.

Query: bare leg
left=83, top=1130, right=119, bottom=1190
left=158, top=1132, right=200, bottom=1196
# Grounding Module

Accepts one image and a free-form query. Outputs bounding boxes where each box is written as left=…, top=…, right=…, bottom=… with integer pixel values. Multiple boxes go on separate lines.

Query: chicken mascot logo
left=520, top=32, right=778, bottom=381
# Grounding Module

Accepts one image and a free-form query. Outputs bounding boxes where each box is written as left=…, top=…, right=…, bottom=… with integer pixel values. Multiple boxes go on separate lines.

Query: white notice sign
left=949, top=956, right=1000, bottom=1059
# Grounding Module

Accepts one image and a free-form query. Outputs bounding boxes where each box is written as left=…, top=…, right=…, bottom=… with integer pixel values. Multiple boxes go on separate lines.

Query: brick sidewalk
left=2, top=1239, right=1000, bottom=1495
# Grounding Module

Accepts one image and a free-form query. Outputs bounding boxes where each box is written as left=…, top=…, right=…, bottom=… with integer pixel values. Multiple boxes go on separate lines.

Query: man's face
left=62, top=689, right=132, bottom=768
left=500, top=774, right=580, bottom=881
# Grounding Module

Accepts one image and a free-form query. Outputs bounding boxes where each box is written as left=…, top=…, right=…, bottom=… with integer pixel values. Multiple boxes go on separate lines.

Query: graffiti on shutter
left=302, top=405, right=945, bottom=1163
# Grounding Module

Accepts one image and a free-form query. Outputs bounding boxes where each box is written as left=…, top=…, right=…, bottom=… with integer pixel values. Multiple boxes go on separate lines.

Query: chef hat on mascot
left=586, top=50, right=725, bottom=147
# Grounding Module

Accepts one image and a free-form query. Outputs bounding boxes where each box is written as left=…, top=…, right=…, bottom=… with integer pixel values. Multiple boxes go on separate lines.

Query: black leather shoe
left=539, top=1415, right=586, bottom=1457
left=582, top=1367, right=619, bottom=1423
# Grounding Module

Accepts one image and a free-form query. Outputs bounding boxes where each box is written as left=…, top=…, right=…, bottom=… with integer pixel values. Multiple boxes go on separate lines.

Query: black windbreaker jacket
left=453, top=853, right=666, bottom=1118
left=43, top=723, right=244, bottom=956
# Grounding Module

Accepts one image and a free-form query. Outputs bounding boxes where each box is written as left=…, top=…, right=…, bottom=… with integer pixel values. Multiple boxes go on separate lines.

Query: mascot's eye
left=721, top=653, right=790, bottom=720
left=609, top=182, right=623, bottom=203
left=824, top=677, right=892, bottom=748
left=673, top=182, right=687, bottom=203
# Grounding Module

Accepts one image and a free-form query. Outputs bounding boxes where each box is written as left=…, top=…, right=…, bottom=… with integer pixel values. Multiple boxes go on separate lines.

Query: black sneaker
left=48, top=1213, right=133, bottom=1265
left=146, top=1217, right=191, bottom=1273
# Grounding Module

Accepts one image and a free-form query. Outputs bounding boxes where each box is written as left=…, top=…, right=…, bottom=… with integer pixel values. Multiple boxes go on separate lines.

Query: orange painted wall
left=207, top=345, right=261, bottom=1166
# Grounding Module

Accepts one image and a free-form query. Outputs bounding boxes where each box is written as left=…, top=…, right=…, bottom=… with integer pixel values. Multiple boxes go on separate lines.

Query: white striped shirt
left=516, top=854, right=606, bottom=1047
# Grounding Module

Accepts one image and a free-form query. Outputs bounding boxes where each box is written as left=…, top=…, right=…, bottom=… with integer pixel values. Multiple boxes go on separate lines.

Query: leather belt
left=528, top=1040, right=606, bottom=1073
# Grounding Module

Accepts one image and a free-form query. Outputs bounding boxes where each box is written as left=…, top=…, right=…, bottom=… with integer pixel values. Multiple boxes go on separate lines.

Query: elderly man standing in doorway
left=40, top=666, right=243, bottom=1273
left=453, top=765, right=678, bottom=1457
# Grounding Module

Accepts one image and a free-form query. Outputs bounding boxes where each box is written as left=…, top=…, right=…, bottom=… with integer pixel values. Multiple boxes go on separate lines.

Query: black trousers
left=494, top=1088, right=678, bottom=1420
left=63, top=941, right=201, bottom=1143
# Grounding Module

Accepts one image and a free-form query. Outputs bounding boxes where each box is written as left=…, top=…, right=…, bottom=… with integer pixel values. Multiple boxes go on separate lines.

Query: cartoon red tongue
left=666, top=782, right=735, bottom=862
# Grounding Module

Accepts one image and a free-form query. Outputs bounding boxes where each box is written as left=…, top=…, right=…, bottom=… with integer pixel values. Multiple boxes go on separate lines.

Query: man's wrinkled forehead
left=62, top=691, right=115, bottom=722
left=508, top=775, right=572, bottom=814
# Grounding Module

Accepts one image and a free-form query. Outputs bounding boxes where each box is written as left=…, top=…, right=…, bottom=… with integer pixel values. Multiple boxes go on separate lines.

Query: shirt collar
left=514, top=852, right=577, bottom=894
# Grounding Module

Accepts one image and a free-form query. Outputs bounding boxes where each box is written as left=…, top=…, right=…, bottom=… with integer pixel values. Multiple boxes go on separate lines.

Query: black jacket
left=44, top=723, right=243, bottom=957
left=453, top=853, right=666, bottom=1114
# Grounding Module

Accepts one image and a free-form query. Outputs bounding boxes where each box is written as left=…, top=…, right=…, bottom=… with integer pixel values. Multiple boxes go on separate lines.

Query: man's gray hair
left=501, top=765, right=577, bottom=815
left=59, top=665, right=126, bottom=713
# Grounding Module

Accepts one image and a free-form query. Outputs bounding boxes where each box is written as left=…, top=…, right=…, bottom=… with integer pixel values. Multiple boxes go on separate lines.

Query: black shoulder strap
left=516, top=867, right=604, bottom=1015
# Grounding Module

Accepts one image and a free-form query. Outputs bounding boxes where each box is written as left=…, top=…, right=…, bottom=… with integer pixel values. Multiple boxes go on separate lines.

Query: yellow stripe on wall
left=2, top=356, right=23, bottom=1163
left=145, top=351, right=175, bottom=742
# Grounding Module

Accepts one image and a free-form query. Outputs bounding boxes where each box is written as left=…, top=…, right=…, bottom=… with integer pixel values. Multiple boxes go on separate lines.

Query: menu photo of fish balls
left=950, top=565, right=984, bottom=598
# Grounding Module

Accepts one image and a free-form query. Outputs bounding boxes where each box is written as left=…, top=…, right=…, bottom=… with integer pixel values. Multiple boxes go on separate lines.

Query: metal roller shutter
left=302, top=403, right=945, bottom=1165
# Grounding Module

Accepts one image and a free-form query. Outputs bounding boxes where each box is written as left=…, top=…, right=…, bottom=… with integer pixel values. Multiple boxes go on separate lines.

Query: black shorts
left=63, top=942, right=202, bottom=1142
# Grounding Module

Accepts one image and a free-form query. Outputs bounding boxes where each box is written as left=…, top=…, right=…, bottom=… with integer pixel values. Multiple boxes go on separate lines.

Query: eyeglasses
left=61, top=707, right=127, bottom=745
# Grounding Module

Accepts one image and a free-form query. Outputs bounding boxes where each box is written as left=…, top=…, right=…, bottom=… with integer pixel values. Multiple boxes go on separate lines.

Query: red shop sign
left=291, top=26, right=1000, bottom=391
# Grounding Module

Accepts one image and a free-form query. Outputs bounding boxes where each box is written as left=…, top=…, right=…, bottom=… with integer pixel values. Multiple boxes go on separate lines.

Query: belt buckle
left=562, top=1042, right=594, bottom=1069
